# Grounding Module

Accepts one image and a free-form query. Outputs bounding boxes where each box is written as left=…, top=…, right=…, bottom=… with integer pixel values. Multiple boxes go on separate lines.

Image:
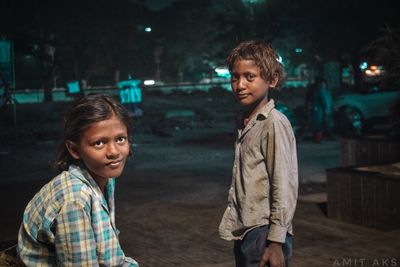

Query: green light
left=144, top=27, right=152, bottom=32
left=359, top=61, right=368, bottom=70
left=276, top=55, right=284, bottom=65
left=295, top=48, right=302, bottom=53
left=215, top=67, right=231, bottom=78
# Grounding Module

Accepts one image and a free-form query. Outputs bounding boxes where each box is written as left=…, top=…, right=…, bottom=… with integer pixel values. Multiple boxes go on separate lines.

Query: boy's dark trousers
left=234, top=225, right=293, bottom=267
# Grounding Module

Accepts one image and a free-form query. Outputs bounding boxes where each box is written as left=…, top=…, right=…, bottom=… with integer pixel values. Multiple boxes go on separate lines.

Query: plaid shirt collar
left=68, top=164, right=115, bottom=218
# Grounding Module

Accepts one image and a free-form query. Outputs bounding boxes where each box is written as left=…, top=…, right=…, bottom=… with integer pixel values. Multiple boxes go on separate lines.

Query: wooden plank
left=386, top=179, right=400, bottom=230
left=361, top=174, right=376, bottom=229
left=368, top=141, right=380, bottom=165
left=374, top=175, right=388, bottom=230
left=327, top=167, right=400, bottom=230
left=327, top=171, right=339, bottom=219
left=349, top=174, right=362, bottom=225
left=338, top=173, right=352, bottom=221
left=340, top=138, right=400, bottom=166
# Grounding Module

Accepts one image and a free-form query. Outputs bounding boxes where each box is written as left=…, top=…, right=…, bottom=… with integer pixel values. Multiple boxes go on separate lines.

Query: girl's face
left=230, top=59, right=277, bottom=109
left=67, top=114, right=130, bottom=184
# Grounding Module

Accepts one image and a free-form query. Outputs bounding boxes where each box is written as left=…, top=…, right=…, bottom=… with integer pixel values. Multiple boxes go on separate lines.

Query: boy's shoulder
left=261, top=107, right=292, bottom=129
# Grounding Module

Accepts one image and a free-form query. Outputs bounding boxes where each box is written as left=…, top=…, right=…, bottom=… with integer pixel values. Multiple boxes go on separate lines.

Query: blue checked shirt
left=17, top=164, right=139, bottom=267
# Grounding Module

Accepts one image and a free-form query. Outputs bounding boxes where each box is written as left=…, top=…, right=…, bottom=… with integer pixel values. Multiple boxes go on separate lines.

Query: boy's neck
left=242, top=97, right=269, bottom=125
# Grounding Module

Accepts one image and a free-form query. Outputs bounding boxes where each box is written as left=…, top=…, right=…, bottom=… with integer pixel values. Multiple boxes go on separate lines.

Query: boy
left=219, top=40, right=298, bottom=267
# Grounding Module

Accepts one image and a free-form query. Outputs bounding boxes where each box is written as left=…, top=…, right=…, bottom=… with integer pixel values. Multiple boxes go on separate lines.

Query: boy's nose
left=237, top=78, right=246, bottom=90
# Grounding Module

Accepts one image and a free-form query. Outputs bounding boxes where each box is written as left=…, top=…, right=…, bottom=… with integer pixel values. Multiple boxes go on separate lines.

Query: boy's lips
left=237, top=93, right=250, bottom=99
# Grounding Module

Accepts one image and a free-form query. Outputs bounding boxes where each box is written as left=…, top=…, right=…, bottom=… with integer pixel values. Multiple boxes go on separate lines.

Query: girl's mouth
left=107, top=160, right=122, bottom=168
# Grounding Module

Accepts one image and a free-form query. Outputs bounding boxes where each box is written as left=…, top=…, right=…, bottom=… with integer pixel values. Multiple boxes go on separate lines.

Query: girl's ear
left=268, top=72, right=279, bottom=88
left=65, top=141, right=80, bottom=159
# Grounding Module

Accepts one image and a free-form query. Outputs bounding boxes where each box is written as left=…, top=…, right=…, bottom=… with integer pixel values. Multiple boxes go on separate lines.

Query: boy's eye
left=93, top=141, right=105, bottom=148
left=246, top=74, right=256, bottom=81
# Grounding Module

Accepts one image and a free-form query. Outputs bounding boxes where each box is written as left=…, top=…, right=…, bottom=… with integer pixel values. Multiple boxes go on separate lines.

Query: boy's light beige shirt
left=219, top=99, right=298, bottom=243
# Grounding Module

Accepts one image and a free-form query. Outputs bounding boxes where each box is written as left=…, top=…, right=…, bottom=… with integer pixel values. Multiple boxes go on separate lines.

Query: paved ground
left=1, top=125, right=399, bottom=267
left=1, top=91, right=399, bottom=266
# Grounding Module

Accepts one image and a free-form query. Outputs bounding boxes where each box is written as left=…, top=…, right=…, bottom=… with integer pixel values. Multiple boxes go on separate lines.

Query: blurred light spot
left=144, top=80, right=155, bottom=85
left=276, top=55, right=284, bottom=65
left=215, top=67, right=230, bottom=78
left=364, top=65, right=384, bottom=77
left=359, top=61, right=368, bottom=70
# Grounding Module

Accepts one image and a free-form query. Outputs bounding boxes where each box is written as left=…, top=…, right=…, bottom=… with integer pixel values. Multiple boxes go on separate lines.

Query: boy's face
left=230, top=59, right=277, bottom=108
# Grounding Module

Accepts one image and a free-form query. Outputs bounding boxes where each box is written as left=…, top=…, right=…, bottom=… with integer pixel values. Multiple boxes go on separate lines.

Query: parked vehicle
left=334, top=86, right=400, bottom=136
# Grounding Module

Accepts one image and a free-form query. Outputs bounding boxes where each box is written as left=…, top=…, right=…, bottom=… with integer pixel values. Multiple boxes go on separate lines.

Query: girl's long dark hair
left=54, top=93, right=132, bottom=171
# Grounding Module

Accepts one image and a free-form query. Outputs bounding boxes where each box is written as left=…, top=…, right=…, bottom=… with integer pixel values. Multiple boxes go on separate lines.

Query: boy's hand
left=258, top=242, right=285, bottom=267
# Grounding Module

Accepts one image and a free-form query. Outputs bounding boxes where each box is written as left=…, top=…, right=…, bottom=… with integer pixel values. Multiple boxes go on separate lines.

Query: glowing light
left=215, top=67, right=230, bottom=78
left=144, top=80, right=155, bottom=85
left=364, top=65, right=384, bottom=77
left=359, top=62, right=368, bottom=70
left=295, top=48, right=302, bottom=53
left=144, top=27, right=152, bottom=32
left=276, top=55, right=283, bottom=65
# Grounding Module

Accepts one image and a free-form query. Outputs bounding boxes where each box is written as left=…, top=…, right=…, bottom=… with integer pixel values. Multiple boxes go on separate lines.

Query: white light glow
left=144, top=80, right=155, bottom=85
left=359, top=62, right=368, bottom=70
left=215, top=67, right=230, bottom=77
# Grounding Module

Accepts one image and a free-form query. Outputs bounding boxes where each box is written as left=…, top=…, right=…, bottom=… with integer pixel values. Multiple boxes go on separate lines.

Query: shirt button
left=234, top=164, right=237, bottom=168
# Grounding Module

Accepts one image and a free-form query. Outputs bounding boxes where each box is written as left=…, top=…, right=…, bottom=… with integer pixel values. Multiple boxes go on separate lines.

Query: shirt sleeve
left=123, top=257, right=140, bottom=267
left=54, top=201, right=99, bottom=266
left=264, top=118, right=298, bottom=243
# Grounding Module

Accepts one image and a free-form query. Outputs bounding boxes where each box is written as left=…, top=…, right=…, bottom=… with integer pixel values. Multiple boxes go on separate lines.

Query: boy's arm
left=263, top=119, right=298, bottom=243
left=259, top=242, right=285, bottom=267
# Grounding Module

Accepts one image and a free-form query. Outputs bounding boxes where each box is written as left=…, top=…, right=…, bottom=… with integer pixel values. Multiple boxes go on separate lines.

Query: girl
left=17, top=94, right=139, bottom=266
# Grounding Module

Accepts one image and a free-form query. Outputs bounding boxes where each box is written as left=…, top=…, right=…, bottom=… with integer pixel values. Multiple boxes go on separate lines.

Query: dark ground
left=0, top=90, right=399, bottom=266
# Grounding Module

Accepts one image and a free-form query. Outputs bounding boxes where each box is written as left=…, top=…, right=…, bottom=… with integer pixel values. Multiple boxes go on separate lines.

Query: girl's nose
left=106, top=143, right=120, bottom=158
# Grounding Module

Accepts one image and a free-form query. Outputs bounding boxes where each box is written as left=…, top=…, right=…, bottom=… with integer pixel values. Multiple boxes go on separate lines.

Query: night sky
left=0, top=0, right=399, bottom=84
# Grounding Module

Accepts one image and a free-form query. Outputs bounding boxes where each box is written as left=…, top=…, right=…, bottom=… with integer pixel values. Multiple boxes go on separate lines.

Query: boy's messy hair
left=226, top=40, right=286, bottom=88
left=54, top=93, right=132, bottom=171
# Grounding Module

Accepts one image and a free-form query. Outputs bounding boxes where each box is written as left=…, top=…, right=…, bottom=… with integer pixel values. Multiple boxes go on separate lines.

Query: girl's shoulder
left=38, top=170, right=94, bottom=205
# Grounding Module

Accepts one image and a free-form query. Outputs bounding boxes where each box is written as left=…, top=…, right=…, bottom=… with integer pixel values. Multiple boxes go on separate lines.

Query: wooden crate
left=340, top=137, right=400, bottom=167
left=327, top=163, right=400, bottom=230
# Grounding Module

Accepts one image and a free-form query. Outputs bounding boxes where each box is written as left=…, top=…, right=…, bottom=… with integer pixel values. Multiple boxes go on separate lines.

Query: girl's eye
left=116, top=136, right=127, bottom=144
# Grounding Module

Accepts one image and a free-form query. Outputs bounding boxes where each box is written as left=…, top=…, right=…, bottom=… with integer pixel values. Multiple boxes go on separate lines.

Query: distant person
left=0, top=78, right=11, bottom=107
left=219, top=40, right=298, bottom=267
left=17, top=94, right=139, bottom=266
left=306, top=77, right=334, bottom=143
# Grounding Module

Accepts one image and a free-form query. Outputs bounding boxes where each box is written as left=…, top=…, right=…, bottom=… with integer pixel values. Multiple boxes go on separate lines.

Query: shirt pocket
left=240, top=137, right=260, bottom=158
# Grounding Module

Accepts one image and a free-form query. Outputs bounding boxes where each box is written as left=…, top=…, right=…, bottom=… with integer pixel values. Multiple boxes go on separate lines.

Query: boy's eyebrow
left=231, top=71, right=257, bottom=76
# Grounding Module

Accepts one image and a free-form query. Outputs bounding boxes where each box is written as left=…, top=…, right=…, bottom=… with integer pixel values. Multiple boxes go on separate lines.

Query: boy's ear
left=65, top=141, right=80, bottom=159
left=268, top=72, right=279, bottom=88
